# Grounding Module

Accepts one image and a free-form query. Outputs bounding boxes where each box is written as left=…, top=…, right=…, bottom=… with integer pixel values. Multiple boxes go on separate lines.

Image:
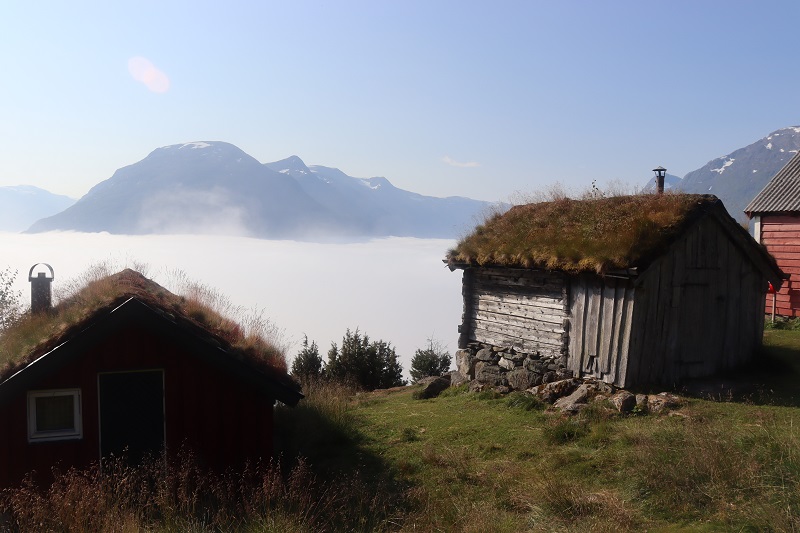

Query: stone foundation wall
left=455, top=341, right=573, bottom=392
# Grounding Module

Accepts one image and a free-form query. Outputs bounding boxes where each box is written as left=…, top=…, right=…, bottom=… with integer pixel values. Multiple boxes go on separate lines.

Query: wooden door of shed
left=98, top=370, right=165, bottom=464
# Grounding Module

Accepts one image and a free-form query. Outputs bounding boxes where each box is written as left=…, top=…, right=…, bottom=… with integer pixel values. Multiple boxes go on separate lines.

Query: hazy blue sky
left=2, top=1, right=799, bottom=201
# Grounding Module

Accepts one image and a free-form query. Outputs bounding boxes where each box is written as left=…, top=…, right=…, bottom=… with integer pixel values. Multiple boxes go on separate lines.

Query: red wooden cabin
left=747, top=152, right=800, bottom=317
left=0, top=269, right=302, bottom=488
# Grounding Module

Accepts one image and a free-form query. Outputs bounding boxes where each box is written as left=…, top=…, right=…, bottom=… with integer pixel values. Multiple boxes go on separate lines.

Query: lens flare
left=128, top=56, right=170, bottom=93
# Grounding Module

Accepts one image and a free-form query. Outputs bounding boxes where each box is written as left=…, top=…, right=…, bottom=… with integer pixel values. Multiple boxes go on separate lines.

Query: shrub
left=325, top=329, right=405, bottom=390
left=764, top=316, right=800, bottom=330
left=409, top=338, right=451, bottom=383
left=0, top=267, right=22, bottom=332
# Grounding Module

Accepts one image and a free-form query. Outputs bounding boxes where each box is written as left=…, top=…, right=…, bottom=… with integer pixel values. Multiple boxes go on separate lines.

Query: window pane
left=35, top=395, right=75, bottom=432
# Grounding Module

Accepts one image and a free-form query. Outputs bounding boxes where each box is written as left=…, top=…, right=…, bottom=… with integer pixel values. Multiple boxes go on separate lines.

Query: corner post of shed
left=458, top=267, right=475, bottom=349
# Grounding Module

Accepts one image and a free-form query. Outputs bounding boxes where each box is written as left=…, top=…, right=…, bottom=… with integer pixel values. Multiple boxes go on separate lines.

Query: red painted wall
left=762, top=214, right=800, bottom=317
left=0, top=322, right=275, bottom=488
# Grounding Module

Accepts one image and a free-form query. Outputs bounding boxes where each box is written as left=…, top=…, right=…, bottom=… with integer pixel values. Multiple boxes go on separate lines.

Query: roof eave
left=0, top=297, right=303, bottom=407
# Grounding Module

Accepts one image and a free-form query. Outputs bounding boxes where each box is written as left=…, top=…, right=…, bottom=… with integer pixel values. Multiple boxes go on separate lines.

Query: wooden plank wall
left=626, top=216, right=766, bottom=387
left=761, top=214, right=800, bottom=317
left=567, top=275, right=635, bottom=386
left=462, top=268, right=568, bottom=357
left=0, top=324, right=276, bottom=488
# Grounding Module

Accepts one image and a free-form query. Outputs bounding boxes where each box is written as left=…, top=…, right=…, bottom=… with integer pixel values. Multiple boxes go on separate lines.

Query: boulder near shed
left=0, top=268, right=302, bottom=488
left=746, top=150, right=800, bottom=317
left=446, top=194, right=783, bottom=389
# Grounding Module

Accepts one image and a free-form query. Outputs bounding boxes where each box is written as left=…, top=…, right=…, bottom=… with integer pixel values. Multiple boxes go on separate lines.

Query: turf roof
left=0, top=269, right=300, bottom=399
left=446, top=193, right=734, bottom=274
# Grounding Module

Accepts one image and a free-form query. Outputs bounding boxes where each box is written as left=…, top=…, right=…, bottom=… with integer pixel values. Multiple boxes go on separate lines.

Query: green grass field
left=4, top=331, right=800, bottom=532
left=276, top=329, right=800, bottom=532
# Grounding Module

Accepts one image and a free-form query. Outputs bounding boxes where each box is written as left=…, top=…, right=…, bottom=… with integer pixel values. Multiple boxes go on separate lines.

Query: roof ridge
left=446, top=193, right=724, bottom=274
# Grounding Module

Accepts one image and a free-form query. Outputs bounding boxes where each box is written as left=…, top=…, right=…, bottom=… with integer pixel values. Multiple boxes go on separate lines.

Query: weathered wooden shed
left=0, top=269, right=302, bottom=488
left=746, top=150, right=800, bottom=317
left=447, top=194, right=783, bottom=388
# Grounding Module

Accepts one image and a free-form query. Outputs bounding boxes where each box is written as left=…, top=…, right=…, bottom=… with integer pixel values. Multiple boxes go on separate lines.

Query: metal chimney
left=652, top=166, right=667, bottom=195
left=29, top=263, right=54, bottom=314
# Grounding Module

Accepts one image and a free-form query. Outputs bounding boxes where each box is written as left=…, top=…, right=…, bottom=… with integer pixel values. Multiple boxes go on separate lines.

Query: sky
left=2, top=1, right=800, bottom=202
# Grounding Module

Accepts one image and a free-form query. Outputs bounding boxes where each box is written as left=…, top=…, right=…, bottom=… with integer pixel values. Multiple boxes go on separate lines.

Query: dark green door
left=99, top=370, right=165, bottom=463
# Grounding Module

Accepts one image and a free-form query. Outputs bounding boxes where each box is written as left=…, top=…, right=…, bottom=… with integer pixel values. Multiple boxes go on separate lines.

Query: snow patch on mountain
left=711, top=158, right=735, bottom=174
left=359, top=179, right=381, bottom=190
left=180, top=142, right=212, bottom=150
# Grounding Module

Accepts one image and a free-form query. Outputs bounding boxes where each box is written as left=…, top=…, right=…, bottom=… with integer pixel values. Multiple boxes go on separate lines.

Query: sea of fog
left=1, top=232, right=462, bottom=378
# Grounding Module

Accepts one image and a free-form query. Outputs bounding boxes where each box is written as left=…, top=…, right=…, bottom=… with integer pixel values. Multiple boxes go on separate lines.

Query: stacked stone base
left=455, top=341, right=573, bottom=393
left=410, top=342, right=684, bottom=415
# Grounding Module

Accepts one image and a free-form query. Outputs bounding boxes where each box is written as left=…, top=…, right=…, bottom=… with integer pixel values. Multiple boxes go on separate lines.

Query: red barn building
left=0, top=268, right=302, bottom=488
left=746, top=151, right=800, bottom=317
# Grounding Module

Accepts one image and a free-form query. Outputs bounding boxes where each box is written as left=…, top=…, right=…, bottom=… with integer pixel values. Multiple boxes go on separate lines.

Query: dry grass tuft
left=0, top=450, right=393, bottom=532
left=447, top=193, right=718, bottom=274
left=0, top=261, right=289, bottom=381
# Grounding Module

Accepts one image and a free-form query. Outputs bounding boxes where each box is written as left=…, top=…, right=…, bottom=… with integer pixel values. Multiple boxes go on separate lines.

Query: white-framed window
left=27, top=389, right=83, bottom=442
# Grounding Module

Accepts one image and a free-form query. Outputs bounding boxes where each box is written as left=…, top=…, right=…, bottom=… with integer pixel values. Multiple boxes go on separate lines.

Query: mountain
left=674, top=127, right=800, bottom=220
left=27, top=142, right=491, bottom=239
left=642, top=173, right=683, bottom=193
left=28, top=142, right=343, bottom=238
left=0, top=186, right=74, bottom=232
left=264, top=156, right=489, bottom=238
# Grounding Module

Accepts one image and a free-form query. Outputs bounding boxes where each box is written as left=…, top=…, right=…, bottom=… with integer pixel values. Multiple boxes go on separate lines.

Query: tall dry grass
left=0, top=261, right=290, bottom=376
left=0, top=449, right=394, bottom=532
left=448, top=192, right=711, bottom=273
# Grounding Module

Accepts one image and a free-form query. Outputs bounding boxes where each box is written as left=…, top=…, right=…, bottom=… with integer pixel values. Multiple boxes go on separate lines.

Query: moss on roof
left=446, top=193, right=724, bottom=274
left=0, top=269, right=296, bottom=393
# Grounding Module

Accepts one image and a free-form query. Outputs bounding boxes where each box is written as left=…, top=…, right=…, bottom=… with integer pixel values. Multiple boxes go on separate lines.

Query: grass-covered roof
left=0, top=269, right=300, bottom=399
left=447, top=193, right=733, bottom=274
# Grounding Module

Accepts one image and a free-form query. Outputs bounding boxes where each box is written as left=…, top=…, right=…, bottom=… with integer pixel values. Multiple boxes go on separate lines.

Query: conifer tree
left=325, top=328, right=406, bottom=390
left=409, top=338, right=451, bottom=383
left=291, top=335, right=323, bottom=382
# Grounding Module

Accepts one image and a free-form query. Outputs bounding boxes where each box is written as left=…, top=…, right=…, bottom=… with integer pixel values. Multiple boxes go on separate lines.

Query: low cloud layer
left=136, top=187, right=251, bottom=236
left=3, top=233, right=461, bottom=376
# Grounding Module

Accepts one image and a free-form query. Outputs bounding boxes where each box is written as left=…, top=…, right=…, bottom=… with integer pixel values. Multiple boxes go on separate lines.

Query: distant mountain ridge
left=264, top=156, right=486, bottom=237
left=27, top=142, right=490, bottom=239
left=17, top=128, right=800, bottom=237
left=642, top=127, right=800, bottom=220
left=0, top=186, right=74, bottom=233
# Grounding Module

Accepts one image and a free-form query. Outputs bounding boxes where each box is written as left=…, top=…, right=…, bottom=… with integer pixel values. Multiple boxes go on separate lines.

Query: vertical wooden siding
left=462, top=268, right=568, bottom=357
left=761, top=214, right=800, bottom=317
left=0, top=323, right=275, bottom=488
left=567, top=276, right=635, bottom=386
left=626, top=216, right=765, bottom=387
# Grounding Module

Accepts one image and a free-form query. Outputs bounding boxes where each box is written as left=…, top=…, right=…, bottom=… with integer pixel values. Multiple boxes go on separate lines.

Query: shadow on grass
left=273, top=381, right=410, bottom=529
left=679, top=329, right=800, bottom=407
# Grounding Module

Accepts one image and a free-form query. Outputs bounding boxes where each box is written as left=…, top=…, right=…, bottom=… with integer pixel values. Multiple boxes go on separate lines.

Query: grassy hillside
left=3, top=331, right=800, bottom=531
left=277, top=329, right=800, bottom=532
